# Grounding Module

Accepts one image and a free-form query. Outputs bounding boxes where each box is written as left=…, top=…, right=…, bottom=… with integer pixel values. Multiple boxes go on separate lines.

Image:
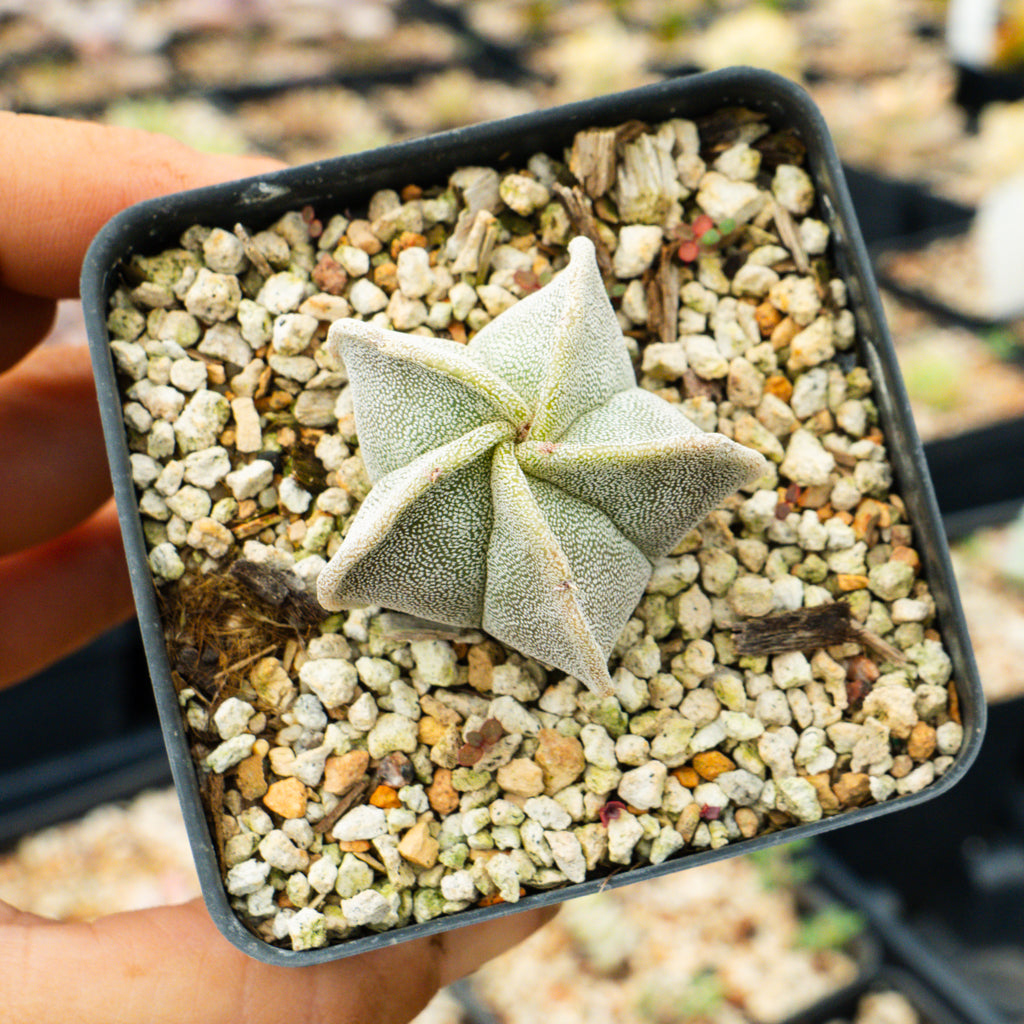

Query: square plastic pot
left=82, top=67, right=986, bottom=966
left=814, top=849, right=1010, bottom=1024
left=0, top=622, right=169, bottom=848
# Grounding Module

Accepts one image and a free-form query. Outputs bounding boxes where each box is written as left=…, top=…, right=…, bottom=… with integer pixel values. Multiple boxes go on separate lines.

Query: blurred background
left=3, top=2, right=1024, bottom=1022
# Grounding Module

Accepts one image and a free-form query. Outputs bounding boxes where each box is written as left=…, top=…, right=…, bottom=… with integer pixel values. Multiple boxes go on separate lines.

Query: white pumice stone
left=225, top=460, right=275, bottom=500
left=205, top=734, right=256, bottom=773
left=522, top=796, right=572, bottom=830
left=544, top=830, right=586, bottom=882
left=214, top=697, right=255, bottom=739
left=617, top=761, right=667, bottom=811
left=225, top=858, right=271, bottom=896
left=612, top=224, right=664, bottom=278
left=607, top=811, right=644, bottom=864
left=341, top=890, right=392, bottom=927
left=168, top=357, right=208, bottom=393
left=272, top=312, right=319, bottom=355
left=203, top=227, right=248, bottom=274
left=349, top=278, right=389, bottom=315
left=174, top=390, right=230, bottom=454
left=298, top=658, right=358, bottom=708
left=148, top=541, right=184, bottom=580
left=184, top=267, right=242, bottom=321
left=772, top=163, right=816, bottom=215
left=257, top=271, right=308, bottom=314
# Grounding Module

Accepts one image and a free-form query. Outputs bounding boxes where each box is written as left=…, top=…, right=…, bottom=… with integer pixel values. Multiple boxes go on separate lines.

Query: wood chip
left=733, top=601, right=906, bottom=663
left=568, top=127, right=618, bottom=198
left=771, top=200, right=809, bottom=274
left=551, top=183, right=614, bottom=278
left=233, top=222, right=273, bottom=277
left=314, top=778, right=370, bottom=835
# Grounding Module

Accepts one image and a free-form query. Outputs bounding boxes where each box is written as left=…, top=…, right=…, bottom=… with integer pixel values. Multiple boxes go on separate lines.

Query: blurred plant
left=103, top=97, right=253, bottom=155
left=559, top=891, right=638, bottom=976
left=899, top=347, right=963, bottom=412
left=983, top=326, right=1021, bottom=361
left=636, top=969, right=725, bottom=1023
left=796, top=904, right=866, bottom=951
left=747, top=840, right=816, bottom=890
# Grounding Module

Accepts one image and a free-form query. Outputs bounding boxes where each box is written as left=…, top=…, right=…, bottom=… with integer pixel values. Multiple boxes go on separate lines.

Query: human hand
left=0, top=113, right=555, bottom=1023
left=0, top=111, right=287, bottom=688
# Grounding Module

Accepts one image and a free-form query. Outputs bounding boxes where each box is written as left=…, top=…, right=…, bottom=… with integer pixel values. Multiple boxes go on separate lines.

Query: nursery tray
left=815, top=847, right=1012, bottom=1024
left=451, top=879, right=882, bottom=1024
left=872, top=220, right=1024, bottom=337
left=0, top=622, right=170, bottom=847
left=82, top=68, right=985, bottom=965
left=821, top=699, right=1024, bottom=1021
left=955, top=62, right=1024, bottom=123
left=842, top=167, right=974, bottom=251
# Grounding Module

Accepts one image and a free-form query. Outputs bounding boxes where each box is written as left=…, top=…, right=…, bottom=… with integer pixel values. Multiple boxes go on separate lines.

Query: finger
left=0, top=286, right=56, bottom=373
left=0, top=345, right=111, bottom=556
left=436, top=904, right=558, bottom=985
left=0, top=111, right=285, bottom=302
left=0, top=896, right=556, bottom=1024
left=0, top=498, right=133, bottom=689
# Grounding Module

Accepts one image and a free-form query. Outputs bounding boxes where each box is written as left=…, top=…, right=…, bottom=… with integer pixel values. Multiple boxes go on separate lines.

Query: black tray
left=81, top=67, right=985, bottom=965
left=815, top=847, right=1012, bottom=1024
left=871, top=220, right=1024, bottom=337
left=820, top=697, right=1024, bottom=1023
left=0, top=621, right=171, bottom=848
left=925, top=416, right=1024, bottom=541
left=842, top=167, right=974, bottom=250
left=955, top=62, right=1024, bottom=124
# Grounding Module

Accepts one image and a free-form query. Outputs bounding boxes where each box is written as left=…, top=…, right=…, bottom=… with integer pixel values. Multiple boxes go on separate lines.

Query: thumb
left=0, top=111, right=286, bottom=300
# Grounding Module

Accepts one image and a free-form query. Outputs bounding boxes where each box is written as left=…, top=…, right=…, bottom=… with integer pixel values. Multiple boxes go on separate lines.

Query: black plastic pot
left=955, top=62, right=1024, bottom=125
left=81, top=67, right=985, bottom=966
left=801, top=965, right=998, bottom=1024
left=820, top=697, right=1024, bottom=1020
left=814, top=848, right=1012, bottom=1024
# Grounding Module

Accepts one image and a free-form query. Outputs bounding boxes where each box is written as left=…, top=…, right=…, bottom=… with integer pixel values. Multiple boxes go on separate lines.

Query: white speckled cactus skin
left=317, top=236, right=767, bottom=695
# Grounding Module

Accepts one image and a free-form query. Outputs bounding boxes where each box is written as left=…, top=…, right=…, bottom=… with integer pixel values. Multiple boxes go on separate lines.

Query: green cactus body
left=317, top=236, right=766, bottom=694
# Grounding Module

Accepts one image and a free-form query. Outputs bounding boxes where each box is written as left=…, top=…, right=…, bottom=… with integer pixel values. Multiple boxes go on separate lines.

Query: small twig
left=233, top=222, right=273, bottom=277
left=551, top=183, right=614, bottom=278
left=314, top=779, right=370, bottom=835
left=211, top=643, right=279, bottom=684
left=846, top=621, right=908, bottom=665
left=771, top=200, right=809, bottom=274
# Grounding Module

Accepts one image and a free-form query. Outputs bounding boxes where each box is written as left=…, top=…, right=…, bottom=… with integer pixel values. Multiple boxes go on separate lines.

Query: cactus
left=317, top=236, right=766, bottom=694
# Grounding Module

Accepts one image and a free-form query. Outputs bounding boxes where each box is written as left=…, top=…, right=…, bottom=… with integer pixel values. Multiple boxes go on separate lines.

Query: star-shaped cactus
left=317, top=236, right=766, bottom=694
